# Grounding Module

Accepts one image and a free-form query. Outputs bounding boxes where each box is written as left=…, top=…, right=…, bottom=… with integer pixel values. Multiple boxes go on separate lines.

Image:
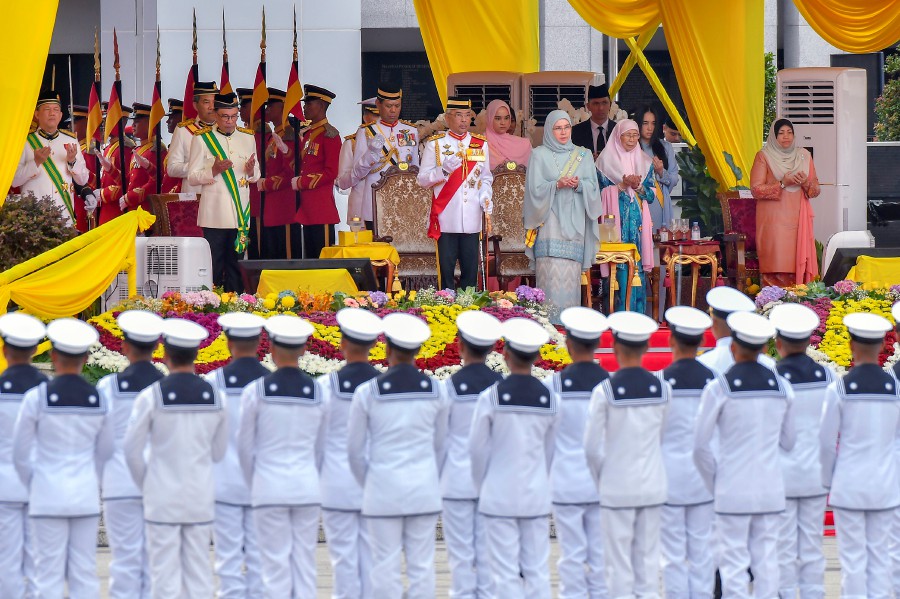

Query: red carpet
left=593, top=326, right=718, bottom=372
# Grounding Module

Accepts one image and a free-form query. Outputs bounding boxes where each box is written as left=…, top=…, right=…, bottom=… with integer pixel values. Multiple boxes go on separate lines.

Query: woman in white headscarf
left=524, top=109, right=602, bottom=323
left=751, top=118, right=820, bottom=286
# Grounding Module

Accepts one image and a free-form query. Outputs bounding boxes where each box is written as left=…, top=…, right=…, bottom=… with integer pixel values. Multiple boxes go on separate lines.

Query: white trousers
left=0, top=504, right=28, bottom=599
left=367, top=514, right=438, bottom=599
left=443, top=499, right=493, bottom=599
left=145, top=522, right=213, bottom=599
left=554, top=503, right=606, bottom=599
left=891, top=507, right=900, bottom=597
left=601, top=506, right=661, bottom=599
left=833, top=508, right=892, bottom=599
left=777, top=497, right=826, bottom=599
left=214, top=502, right=263, bottom=599
left=105, top=498, right=151, bottom=599
left=30, top=515, right=100, bottom=599
left=322, top=509, right=373, bottom=599
left=483, top=515, right=551, bottom=599
left=253, top=505, right=320, bottom=599
left=661, top=502, right=715, bottom=599
left=716, top=513, right=780, bottom=599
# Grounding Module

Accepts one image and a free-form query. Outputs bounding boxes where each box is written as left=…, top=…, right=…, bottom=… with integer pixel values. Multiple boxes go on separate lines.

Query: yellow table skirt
left=847, top=255, right=900, bottom=286
left=257, top=269, right=359, bottom=297
left=598, top=242, right=641, bottom=261
left=319, top=242, right=400, bottom=265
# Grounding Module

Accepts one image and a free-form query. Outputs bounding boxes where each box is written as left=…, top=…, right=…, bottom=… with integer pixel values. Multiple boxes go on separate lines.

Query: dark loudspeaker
left=238, top=259, right=379, bottom=293
left=831, top=53, right=884, bottom=139
left=822, top=248, right=900, bottom=285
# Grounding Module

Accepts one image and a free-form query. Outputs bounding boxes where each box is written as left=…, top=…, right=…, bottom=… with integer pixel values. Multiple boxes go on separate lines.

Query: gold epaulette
left=400, top=119, right=418, bottom=127
left=343, top=134, right=356, bottom=142
left=425, top=132, right=446, bottom=142
left=363, top=124, right=377, bottom=138
left=58, top=129, right=77, bottom=139
left=196, top=126, right=212, bottom=135
left=324, top=123, right=340, bottom=139
left=177, top=119, right=195, bottom=128
left=471, top=133, right=487, bottom=141
left=237, top=126, right=255, bottom=135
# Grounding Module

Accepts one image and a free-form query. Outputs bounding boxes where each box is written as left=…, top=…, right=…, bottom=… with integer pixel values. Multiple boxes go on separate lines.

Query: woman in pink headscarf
left=485, top=99, right=532, bottom=170
left=595, top=119, right=656, bottom=312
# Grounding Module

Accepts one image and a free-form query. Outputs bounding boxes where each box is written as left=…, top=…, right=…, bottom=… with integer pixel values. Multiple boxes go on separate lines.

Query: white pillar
left=781, top=0, right=845, bottom=69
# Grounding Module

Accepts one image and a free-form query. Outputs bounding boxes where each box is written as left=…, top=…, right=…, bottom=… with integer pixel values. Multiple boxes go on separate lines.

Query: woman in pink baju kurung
left=750, top=119, right=821, bottom=287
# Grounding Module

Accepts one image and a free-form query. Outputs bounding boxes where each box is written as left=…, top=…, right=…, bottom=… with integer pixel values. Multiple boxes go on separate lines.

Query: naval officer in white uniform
left=694, top=311, right=795, bottom=599
left=698, top=286, right=775, bottom=373
left=584, top=311, right=669, bottom=599
left=546, top=307, right=610, bottom=599
left=13, top=318, right=114, bottom=599
left=347, top=312, right=449, bottom=598
left=769, top=304, right=832, bottom=599
left=124, top=318, right=228, bottom=599
left=98, top=311, right=165, bottom=599
left=820, top=312, right=899, bottom=599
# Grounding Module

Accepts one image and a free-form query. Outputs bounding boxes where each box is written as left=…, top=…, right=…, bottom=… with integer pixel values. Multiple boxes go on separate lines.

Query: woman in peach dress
left=750, top=119, right=821, bottom=287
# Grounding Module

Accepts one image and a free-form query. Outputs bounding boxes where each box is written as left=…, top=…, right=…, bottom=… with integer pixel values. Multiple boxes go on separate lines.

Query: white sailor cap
left=726, top=311, right=775, bottom=348
left=456, top=310, right=502, bottom=349
left=162, top=318, right=210, bottom=349
left=502, top=317, right=550, bottom=354
left=218, top=312, right=265, bottom=340
left=560, top=306, right=608, bottom=343
left=358, top=97, right=377, bottom=107
left=843, top=312, right=892, bottom=344
left=892, top=301, right=900, bottom=327
left=336, top=308, right=383, bottom=343
left=769, top=303, right=819, bottom=341
left=382, top=313, right=431, bottom=350
left=0, top=312, right=46, bottom=349
left=665, top=306, right=711, bottom=341
left=706, top=286, right=755, bottom=319
left=264, top=314, right=314, bottom=348
left=46, top=318, right=99, bottom=355
left=607, top=311, right=658, bottom=345
left=117, top=310, right=164, bottom=345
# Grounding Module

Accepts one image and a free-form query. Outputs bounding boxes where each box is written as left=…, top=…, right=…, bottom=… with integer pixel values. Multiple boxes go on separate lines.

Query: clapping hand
left=271, top=131, right=288, bottom=154
left=368, top=134, right=385, bottom=153
left=33, top=146, right=52, bottom=166
left=652, top=156, right=664, bottom=176
left=133, top=152, right=151, bottom=170
left=212, top=156, right=234, bottom=176
left=556, top=176, right=579, bottom=189
left=64, top=143, right=78, bottom=163
left=245, top=153, right=256, bottom=175
left=624, top=174, right=642, bottom=190
left=94, top=149, right=113, bottom=172
left=784, top=171, right=807, bottom=186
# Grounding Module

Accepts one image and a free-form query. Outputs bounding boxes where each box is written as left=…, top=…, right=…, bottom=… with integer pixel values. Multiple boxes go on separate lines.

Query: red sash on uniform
left=428, top=137, right=484, bottom=240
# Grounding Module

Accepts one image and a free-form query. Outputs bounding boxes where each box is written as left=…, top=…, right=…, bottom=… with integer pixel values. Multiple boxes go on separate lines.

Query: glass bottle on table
left=659, top=224, right=670, bottom=243
left=691, top=221, right=701, bottom=241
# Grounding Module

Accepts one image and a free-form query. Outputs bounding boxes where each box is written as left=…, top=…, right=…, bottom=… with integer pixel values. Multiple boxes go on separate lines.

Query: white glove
left=442, top=153, right=462, bottom=175
left=367, top=134, right=385, bottom=154
left=118, top=196, right=128, bottom=211
left=84, top=191, right=99, bottom=214
left=291, top=176, right=301, bottom=191
left=94, top=149, right=113, bottom=172
left=133, top=152, right=151, bottom=170
left=271, top=131, right=289, bottom=154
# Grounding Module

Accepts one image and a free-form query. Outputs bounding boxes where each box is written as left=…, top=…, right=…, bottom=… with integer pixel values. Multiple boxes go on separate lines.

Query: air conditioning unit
left=100, top=236, right=213, bottom=311
left=446, top=71, right=523, bottom=116
left=776, top=67, right=867, bottom=244
left=522, top=71, right=597, bottom=146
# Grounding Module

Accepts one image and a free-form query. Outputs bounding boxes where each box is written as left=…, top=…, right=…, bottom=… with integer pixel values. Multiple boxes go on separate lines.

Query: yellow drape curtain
left=0, top=1, right=59, bottom=205
left=413, top=0, right=540, bottom=107
left=793, top=0, right=900, bottom=53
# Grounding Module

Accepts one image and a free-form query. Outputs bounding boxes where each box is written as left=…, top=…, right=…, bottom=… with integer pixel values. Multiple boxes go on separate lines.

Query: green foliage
left=815, top=239, right=825, bottom=275
left=763, top=52, right=777, bottom=138
left=674, top=144, right=723, bottom=235
left=0, top=194, right=77, bottom=272
left=875, top=54, right=900, bottom=141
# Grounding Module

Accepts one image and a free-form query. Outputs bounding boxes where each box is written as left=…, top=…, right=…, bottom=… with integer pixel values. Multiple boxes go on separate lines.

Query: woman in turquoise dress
left=595, top=119, right=656, bottom=313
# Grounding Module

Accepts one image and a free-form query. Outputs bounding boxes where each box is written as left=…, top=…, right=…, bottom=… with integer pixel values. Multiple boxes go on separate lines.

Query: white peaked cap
left=117, top=310, right=164, bottom=344
left=768, top=303, right=819, bottom=341
left=0, top=312, right=46, bottom=349
left=560, top=306, right=608, bottom=342
left=264, top=314, right=314, bottom=347
left=502, top=317, right=550, bottom=353
left=162, top=318, right=210, bottom=349
left=218, top=312, right=266, bottom=339
left=607, top=311, right=658, bottom=344
left=382, top=313, right=431, bottom=350
left=456, top=310, right=502, bottom=348
left=336, top=308, right=383, bottom=343
left=726, top=311, right=775, bottom=347
left=47, top=318, right=99, bottom=354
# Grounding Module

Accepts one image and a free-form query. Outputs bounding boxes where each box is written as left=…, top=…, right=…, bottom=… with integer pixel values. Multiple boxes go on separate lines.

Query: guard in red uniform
left=122, top=103, right=167, bottom=214
left=292, top=84, right=340, bottom=260
left=69, top=105, right=100, bottom=232
left=97, top=105, right=134, bottom=225
left=159, top=99, right=184, bottom=194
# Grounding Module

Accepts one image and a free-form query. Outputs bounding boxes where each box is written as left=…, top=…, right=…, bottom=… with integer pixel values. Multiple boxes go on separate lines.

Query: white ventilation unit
left=776, top=67, right=867, bottom=244
left=100, top=236, right=213, bottom=311
left=522, top=71, right=596, bottom=146
left=447, top=71, right=523, bottom=116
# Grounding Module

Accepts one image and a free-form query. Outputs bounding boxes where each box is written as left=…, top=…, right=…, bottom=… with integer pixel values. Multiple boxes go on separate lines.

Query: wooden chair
left=148, top=194, right=202, bottom=237
left=718, top=191, right=759, bottom=291
left=487, top=162, right=534, bottom=289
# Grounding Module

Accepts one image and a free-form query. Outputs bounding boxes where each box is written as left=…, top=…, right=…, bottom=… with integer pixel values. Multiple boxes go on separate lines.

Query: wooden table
left=660, top=240, right=721, bottom=308
left=594, top=242, right=641, bottom=312
left=319, top=242, right=401, bottom=291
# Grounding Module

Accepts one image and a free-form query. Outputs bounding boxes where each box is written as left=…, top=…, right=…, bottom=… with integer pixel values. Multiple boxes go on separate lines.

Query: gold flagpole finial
left=51, top=64, right=56, bottom=90
left=191, top=8, right=198, bottom=62
left=222, top=9, right=228, bottom=62
left=260, top=7, right=266, bottom=61
left=292, top=5, right=298, bottom=62
left=113, top=28, right=120, bottom=81
left=156, top=26, right=161, bottom=79
left=93, top=28, right=101, bottom=82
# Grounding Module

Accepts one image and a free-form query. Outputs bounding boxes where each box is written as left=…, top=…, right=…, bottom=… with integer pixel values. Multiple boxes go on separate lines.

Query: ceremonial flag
left=103, top=30, right=124, bottom=142
left=149, top=29, right=164, bottom=141
left=249, top=8, right=269, bottom=124
left=220, top=11, right=233, bottom=95
left=85, top=29, right=103, bottom=145
left=283, top=7, right=303, bottom=131
left=182, top=9, right=199, bottom=121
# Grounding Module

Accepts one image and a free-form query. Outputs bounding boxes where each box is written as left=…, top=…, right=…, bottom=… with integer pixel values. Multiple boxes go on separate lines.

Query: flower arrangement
left=85, top=286, right=569, bottom=383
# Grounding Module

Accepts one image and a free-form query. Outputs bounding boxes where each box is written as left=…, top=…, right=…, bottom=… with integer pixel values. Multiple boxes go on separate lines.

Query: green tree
left=875, top=54, right=900, bottom=141
left=763, top=52, right=777, bottom=137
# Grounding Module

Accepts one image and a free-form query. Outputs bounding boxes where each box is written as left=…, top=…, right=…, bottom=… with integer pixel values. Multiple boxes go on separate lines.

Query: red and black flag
left=182, top=9, right=199, bottom=121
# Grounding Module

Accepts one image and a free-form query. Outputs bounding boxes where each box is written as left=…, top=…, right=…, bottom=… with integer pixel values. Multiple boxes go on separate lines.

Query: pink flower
left=833, top=279, right=857, bottom=295
left=497, top=299, right=514, bottom=309
left=240, top=294, right=257, bottom=305
left=343, top=298, right=360, bottom=308
left=358, top=297, right=370, bottom=307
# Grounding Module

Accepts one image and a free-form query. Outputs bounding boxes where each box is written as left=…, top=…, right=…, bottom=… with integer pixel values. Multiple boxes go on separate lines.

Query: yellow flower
left=266, top=292, right=278, bottom=302
left=263, top=298, right=277, bottom=310
left=408, top=290, right=417, bottom=300
left=281, top=296, right=296, bottom=309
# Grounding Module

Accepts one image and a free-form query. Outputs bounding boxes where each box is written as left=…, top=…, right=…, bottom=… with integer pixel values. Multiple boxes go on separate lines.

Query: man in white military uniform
left=238, top=315, right=327, bottom=599
left=470, top=317, right=559, bottom=599
left=0, top=313, right=48, bottom=599
left=166, top=81, right=218, bottom=194
left=820, top=312, right=899, bottom=599
left=350, top=84, right=420, bottom=229
left=207, top=313, right=269, bottom=599
left=441, top=310, right=504, bottom=598
left=418, top=96, right=493, bottom=290
left=658, top=306, right=717, bottom=599
left=13, top=90, right=93, bottom=227
left=769, top=304, right=832, bottom=599
left=187, top=92, right=260, bottom=292
left=124, top=318, right=228, bottom=599
left=546, top=307, right=610, bottom=599
left=694, top=311, right=795, bottom=599
left=698, top=286, right=775, bottom=373
left=584, top=311, right=669, bottom=599
left=348, top=312, right=449, bottom=598
left=337, top=98, right=379, bottom=225
left=98, top=311, right=165, bottom=599
left=13, top=318, right=114, bottom=599
left=319, top=308, right=383, bottom=599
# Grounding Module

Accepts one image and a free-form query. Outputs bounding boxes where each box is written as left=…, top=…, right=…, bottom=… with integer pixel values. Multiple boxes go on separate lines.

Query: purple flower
left=891, top=284, right=900, bottom=296
left=833, top=279, right=857, bottom=295
left=754, top=286, right=786, bottom=308
left=515, top=285, right=546, bottom=304
left=368, top=291, right=389, bottom=307
left=436, top=289, right=456, bottom=301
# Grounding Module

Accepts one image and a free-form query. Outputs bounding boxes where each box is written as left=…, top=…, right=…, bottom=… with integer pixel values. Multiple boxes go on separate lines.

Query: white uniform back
left=0, top=365, right=47, bottom=505
left=698, top=336, right=777, bottom=373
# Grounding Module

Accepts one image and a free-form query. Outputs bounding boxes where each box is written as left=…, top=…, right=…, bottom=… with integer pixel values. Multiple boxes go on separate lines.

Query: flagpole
left=292, top=6, right=301, bottom=260
left=92, top=30, right=101, bottom=193
left=155, top=28, right=162, bottom=195
left=258, top=8, right=267, bottom=254
left=113, top=29, right=127, bottom=206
